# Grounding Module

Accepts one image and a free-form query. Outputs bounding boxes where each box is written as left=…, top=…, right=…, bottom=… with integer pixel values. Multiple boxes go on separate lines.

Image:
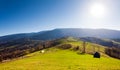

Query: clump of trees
left=105, top=47, right=120, bottom=59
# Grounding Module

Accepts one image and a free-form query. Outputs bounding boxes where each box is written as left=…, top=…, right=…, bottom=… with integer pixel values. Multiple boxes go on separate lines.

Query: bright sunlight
left=89, top=2, right=107, bottom=18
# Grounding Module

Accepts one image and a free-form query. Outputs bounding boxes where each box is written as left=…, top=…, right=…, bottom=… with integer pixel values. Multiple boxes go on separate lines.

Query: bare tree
left=92, top=45, right=95, bottom=54
left=82, top=41, right=86, bottom=53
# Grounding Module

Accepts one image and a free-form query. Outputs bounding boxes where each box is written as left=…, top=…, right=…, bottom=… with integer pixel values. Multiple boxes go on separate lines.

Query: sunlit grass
left=0, top=48, right=120, bottom=70
left=0, top=38, right=119, bottom=70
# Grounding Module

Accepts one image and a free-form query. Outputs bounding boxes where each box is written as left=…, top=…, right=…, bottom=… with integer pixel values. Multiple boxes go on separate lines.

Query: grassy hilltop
left=0, top=37, right=120, bottom=70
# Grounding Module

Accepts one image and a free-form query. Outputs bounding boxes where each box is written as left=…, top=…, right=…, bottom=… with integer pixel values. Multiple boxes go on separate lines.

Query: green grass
left=0, top=38, right=120, bottom=70
left=58, top=38, right=107, bottom=56
left=0, top=48, right=120, bottom=70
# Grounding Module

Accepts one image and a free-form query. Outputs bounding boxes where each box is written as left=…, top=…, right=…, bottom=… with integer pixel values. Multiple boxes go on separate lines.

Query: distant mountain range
left=0, top=28, right=120, bottom=43
left=0, top=28, right=120, bottom=41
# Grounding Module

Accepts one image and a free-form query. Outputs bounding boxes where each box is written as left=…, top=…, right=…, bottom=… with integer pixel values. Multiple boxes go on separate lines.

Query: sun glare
left=89, top=3, right=107, bottom=18
left=82, top=2, right=108, bottom=29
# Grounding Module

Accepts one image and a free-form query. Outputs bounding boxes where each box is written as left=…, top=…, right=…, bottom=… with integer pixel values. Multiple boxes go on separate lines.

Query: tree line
left=105, top=47, right=120, bottom=59
left=0, top=38, right=60, bottom=62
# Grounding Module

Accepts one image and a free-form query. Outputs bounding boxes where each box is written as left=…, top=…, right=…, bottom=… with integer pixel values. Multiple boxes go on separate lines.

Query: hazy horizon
left=0, top=0, right=120, bottom=36
left=1, top=27, right=120, bottom=37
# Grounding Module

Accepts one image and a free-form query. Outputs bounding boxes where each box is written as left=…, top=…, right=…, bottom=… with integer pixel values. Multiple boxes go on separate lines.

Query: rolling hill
left=0, top=37, right=120, bottom=70
left=0, top=28, right=120, bottom=69
left=0, top=28, right=120, bottom=62
left=79, top=37, right=120, bottom=48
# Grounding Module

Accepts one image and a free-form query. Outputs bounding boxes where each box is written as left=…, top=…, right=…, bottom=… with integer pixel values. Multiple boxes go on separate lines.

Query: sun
left=89, top=3, right=107, bottom=18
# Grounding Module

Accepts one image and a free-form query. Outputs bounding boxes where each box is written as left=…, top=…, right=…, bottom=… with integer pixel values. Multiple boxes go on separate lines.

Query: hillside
left=0, top=37, right=120, bottom=61
left=112, top=39, right=120, bottom=43
left=56, top=37, right=106, bottom=55
left=79, top=37, right=120, bottom=48
left=0, top=48, right=120, bottom=70
left=0, top=37, right=120, bottom=70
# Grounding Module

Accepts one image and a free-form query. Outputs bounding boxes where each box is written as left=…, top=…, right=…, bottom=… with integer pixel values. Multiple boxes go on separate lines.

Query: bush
left=73, top=46, right=79, bottom=51
left=58, top=44, right=72, bottom=49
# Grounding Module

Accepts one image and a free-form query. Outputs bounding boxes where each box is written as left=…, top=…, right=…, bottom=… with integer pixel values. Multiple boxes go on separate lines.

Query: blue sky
left=0, top=0, right=120, bottom=36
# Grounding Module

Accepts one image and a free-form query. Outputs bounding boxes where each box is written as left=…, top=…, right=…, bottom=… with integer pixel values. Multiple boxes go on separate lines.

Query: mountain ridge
left=0, top=28, right=120, bottom=42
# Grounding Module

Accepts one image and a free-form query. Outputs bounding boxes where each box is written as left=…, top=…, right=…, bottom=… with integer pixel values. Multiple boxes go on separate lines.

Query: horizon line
left=0, top=27, right=120, bottom=37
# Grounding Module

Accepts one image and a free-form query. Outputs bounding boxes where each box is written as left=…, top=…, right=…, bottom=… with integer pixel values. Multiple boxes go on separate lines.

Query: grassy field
left=0, top=48, right=120, bottom=70
left=58, top=37, right=107, bottom=56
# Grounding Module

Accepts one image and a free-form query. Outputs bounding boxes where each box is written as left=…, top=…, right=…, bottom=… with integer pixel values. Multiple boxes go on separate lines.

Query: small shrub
left=73, top=46, right=79, bottom=51
left=58, top=44, right=72, bottom=49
